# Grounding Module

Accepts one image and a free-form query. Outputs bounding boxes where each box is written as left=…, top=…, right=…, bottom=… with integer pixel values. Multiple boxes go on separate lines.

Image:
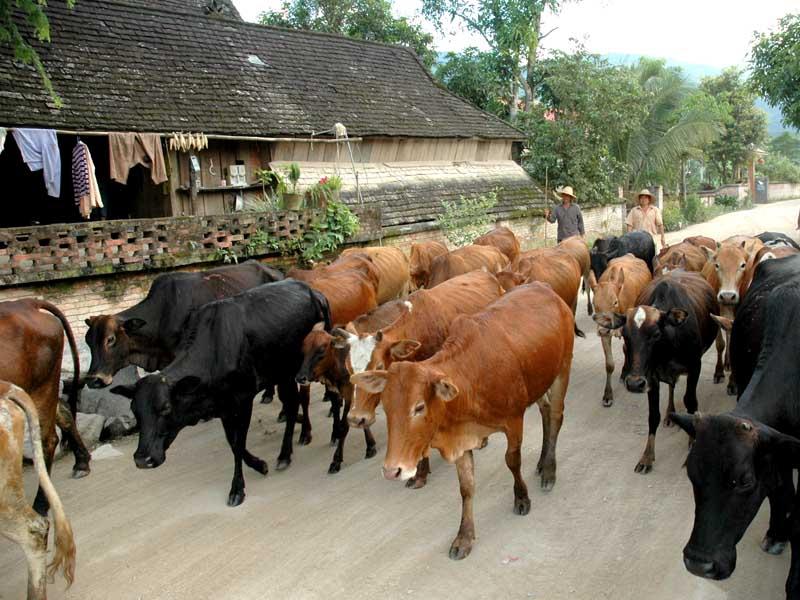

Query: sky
left=233, top=0, right=798, bottom=69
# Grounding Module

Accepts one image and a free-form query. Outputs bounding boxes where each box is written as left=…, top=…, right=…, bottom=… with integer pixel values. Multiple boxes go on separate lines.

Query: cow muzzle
left=625, top=375, right=647, bottom=393
left=134, top=453, right=164, bottom=469
left=683, top=546, right=734, bottom=580
left=347, top=409, right=376, bottom=429
left=86, top=373, right=114, bottom=388
left=382, top=464, right=417, bottom=481
left=717, top=290, right=739, bottom=305
left=295, top=374, right=311, bottom=385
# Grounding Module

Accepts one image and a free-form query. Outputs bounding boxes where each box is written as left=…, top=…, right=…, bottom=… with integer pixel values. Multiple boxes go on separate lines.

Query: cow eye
left=412, top=402, right=425, bottom=417
left=739, top=262, right=746, bottom=270
left=159, top=403, right=173, bottom=417
left=714, top=263, right=720, bottom=270
left=734, top=474, right=755, bottom=492
left=107, top=335, right=116, bottom=347
left=376, top=362, right=385, bottom=370
left=651, top=330, right=662, bottom=341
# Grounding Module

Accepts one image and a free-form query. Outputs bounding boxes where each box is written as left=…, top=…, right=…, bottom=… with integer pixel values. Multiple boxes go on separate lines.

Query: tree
left=757, top=151, right=800, bottom=184
left=700, top=67, right=768, bottom=183
left=751, top=13, right=800, bottom=130
left=434, top=48, right=511, bottom=117
left=261, top=0, right=436, bottom=68
left=1, top=0, right=74, bottom=107
left=769, top=131, right=800, bottom=164
left=421, top=0, right=571, bottom=119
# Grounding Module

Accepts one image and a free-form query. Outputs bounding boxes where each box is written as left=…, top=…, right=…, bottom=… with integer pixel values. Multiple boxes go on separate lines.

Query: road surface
left=2, top=200, right=799, bottom=600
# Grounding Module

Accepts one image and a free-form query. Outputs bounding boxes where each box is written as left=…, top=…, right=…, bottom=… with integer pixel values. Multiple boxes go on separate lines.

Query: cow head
left=111, top=373, right=206, bottom=469
left=591, top=267, right=624, bottom=314
left=496, top=270, right=525, bottom=292
left=590, top=245, right=611, bottom=279
left=593, top=305, right=688, bottom=393
left=296, top=322, right=337, bottom=385
left=703, top=242, right=748, bottom=305
left=84, top=315, right=146, bottom=388
left=670, top=412, right=800, bottom=580
left=351, top=362, right=456, bottom=480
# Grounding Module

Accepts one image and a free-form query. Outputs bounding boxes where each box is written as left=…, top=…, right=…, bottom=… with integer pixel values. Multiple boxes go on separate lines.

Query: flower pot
left=283, top=193, right=303, bottom=211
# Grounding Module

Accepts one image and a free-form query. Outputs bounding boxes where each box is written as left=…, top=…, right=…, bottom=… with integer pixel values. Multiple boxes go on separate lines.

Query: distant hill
left=603, top=53, right=796, bottom=137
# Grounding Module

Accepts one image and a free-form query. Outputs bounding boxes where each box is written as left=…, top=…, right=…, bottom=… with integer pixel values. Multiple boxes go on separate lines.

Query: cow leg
left=713, top=330, right=726, bottom=384
left=601, top=334, right=615, bottom=407
left=329, top=389, right=347, bottom=474
left=328, top=388, right=342, bottom=446
left=786, top=502, right=800, bottom=599
left=536, top=394, right=552, bottom=477
left=260, top=384, right=275, bottom=404
left=55, top=401, right=91, bottom=478
left=585, top=275, right=594, bottom=316
left=276, top=381, right=300, bottom=471
left=727, top=370, right=738, bottom=397
left=539, top=366, right=569, bottom=491
left=363, top=427, right=377, bottom=459
left=298, top=384, right=312, bottom=445
left=406, top=455, right=431, bottom=489
left=448, top=449, right=475, bottom=561
left=683, top=361, right=701, bottom=416
left=221, top=412, right=249, bottom=507
left=762, top=466, right=794, bottom=555
left=662, top=384, right=676, bottom=427
left=505, top=418, right=530, bottom=515
left=635, top=381, right=659, bottom=474
left=1, top=510, right=50, bottom=600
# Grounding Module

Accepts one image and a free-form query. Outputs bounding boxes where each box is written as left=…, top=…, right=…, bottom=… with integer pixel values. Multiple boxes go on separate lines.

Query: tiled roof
left=0, top=0, right=522, bottom=140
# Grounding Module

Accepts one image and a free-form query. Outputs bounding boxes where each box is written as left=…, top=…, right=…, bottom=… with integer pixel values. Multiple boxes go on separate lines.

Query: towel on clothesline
left=0, top=127, right=6, bottom=155
left=108, top=132, right=167, bottom=185
left=12, top=128, right=61, bottom=197
left=72, top=141, right=104, bottom=219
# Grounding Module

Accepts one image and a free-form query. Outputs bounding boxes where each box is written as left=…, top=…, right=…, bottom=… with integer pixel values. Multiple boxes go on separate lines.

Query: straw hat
left=637, top=188, right=655, bottom=200
left=558, top=185, right=577, bottom=200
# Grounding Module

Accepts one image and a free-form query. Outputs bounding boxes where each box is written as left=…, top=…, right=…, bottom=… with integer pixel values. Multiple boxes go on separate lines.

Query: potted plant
left=282, top=163, right=303, bottom=210
left=256, top=168, right=293, bottom=208
left=306, top=175, right=343, bottom=209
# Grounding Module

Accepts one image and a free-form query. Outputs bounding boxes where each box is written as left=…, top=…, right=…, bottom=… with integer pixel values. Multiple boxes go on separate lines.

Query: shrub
left=682, top=194, right=702, bottom=223
left=662, top=202, right=684, bottom=232
left=437, top=191, right=498, bottom=247
left=714, top=194, right=738, bottom=209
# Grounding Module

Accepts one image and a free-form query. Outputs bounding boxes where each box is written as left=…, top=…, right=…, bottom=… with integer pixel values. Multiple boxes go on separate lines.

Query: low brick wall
left=768, top=182, right=800, bottom=202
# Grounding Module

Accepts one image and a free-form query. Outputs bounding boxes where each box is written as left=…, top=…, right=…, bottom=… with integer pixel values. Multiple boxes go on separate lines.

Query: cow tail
left=34, top=300, right=81, bottom=417
left=6, top=385, right=76, bottom=586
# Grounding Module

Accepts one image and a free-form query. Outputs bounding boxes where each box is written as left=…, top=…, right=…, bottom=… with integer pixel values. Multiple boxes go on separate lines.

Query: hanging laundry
left=72, top=141, right=104, bottom=219
left=0, top=127, right=6, bottom=155
left=12, top=128, right=61, bottom=197
left=108, top=132, right=168, bottom=185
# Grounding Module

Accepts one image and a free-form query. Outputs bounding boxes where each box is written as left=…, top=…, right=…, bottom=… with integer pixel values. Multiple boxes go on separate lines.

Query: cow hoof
left=405, top=476, right=427, bottom=490
left=71, top=468, right=90, bottom=479
left=448, top=536, right=473, bottom=560
left=602, top=396, right=613, bottom=407
left=513, top=497, right=531, bottom=515
left=540, top=477, right=555, bottom=492
left=260, top=391, right=274, bottom=404
left=328, top=462, right=341, bottom=474
left=251, top=460, right=269, bottom=475
left=713, top=373, right=724, bottom=384
left=277, top=411, right=286, bottom=423
left=662, top=415, right=674, bottom=427
left=365, top=446, right=377, bottom=459
left=276, top=458, right=292, bottom=471
left=727, top=384, right=737, bottom=396
left=761, top=535, right=787, bottom=555
left=227, top=491, right=245, bottom=507
left=298, top=432, right=312, bottom=446
left=634, top=462, right=653, bottom=474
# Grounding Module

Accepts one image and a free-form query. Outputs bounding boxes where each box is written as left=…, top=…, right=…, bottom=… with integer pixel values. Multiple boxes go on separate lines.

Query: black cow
left=671, top=277, right=800, bottom=599
left=111, top=279, right=331, bottom=507
left=590, top=231, right=656, bottom=279
left=757, top=231, right=800, bottom=250
left=84, top=260, right=283, bottom=387
left=593, top=270, right=718, bottom=473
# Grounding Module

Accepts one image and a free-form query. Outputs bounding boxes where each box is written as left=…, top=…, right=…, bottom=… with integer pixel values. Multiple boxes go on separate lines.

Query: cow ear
left=312, top=321, right=326, bottom=332
left=350, top=370, right=388, bottom=394
left=592, top=312, right=626, bottom=330
left=669, top=412, right=697, bottom=438
left=711, top=314, right=733, bottom=332
left=390, top=339, right=422, bottom=361
left=433, top=377, right=459, bottom=402
left=85, top=317, right=95, bottom=327
left=716, top=241, right=722, bottom=250
left=741, top=240, right=747, bottom=249
left=702, top=245, right=716, bottom=260
left=665, top=308, right=688, bottom=327
left=110, top=384, right=137, bottom=400
left=123, top=318, right=146, bottom=333
left=174, top=375, right=202, bottom=397
left=344, top=322, right=359, bottom=335
left=610, top=268, right=624, bottom=287
left=758, top=425, right=800, bottom=467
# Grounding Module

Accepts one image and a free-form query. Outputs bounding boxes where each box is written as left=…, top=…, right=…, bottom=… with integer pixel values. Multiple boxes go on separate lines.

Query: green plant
left=436, top=191, right=498, bottom=247
left=287, top=163, right=302, bottom=194
left=681, top=194, right=702, bottom=224
left=300, top=198, right=360, bottom=263
left=255, top=168, right=287, bottom=198
left=714, top=194, right=738, bottom=209
left=662, top=201, right=684, bottom=232
left=215, top=247, right=239, bottom=264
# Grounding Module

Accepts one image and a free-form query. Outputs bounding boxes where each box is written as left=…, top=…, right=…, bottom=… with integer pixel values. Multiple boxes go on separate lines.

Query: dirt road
left=3, top=200, right=799, bottom=600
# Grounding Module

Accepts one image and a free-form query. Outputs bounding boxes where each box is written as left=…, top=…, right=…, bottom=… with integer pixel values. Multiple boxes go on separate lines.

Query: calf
left=670, top=276, right=800, bottom=599
left=558, top=236, right=593, bottom=314
left=0, top=382, right=76, bottom=600
left=427, top=246, right=508, bottom=288
left=473, top=226, right=520, bottom=264
left=590, top=254, right=651, bottom=406
left=591, top=231, right=656, bottom=279
left=85, top=260, right=283, bottom=388
left=595, top=271, right=719, bottom=473
left=409, top=241, right=449, bottom=289
left=0, top=300, right=91, bottom=509
left=653, top=242, right=707, bottom=274
left=341, top=246, right=410, bottom=303
left=111, top=280, right=331, bottom=506
left=351, top=283, right=575, bottom=560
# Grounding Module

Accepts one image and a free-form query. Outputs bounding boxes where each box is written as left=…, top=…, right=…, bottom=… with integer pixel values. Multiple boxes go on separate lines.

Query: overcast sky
left=233, top=0, right=797, bottom=68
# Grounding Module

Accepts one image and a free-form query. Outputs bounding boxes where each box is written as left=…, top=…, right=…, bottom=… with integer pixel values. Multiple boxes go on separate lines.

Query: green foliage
left=757, top=152, right=800, bottom=183
left=306, top=175, right=343, bottom=207
left=682, top=194, right=702, bottom=223
left=662, top=202, right=684, bottom=232
left=436, top=191, right=498, bottom=247
left=435, top=48, right=510, bottom=117
left=700, top=67, right=768, bottom=184
left=769, top=132, right=800, bottom=163
left=260, top=0, right=436, bottom=68
left=287, top=163, right=302, bottom=193
left=750, top=14, right=800, bottom=130
left=1, top=0, right=75, bottom=107
left=300, top=198, right=361, bottom=262
left=714, top=194, right=739, bottom=209
left=255, top=168, right=287, bottom=198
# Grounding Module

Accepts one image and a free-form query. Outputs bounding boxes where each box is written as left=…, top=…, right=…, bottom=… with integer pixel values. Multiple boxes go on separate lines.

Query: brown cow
left=288, top=252, right=380, bottom=289
left=684, top=235, right=716, bottom=252
left=0, top=300, right=91, bottom=509
left=427, top=246, right=509, bottom=288
left=721, top=235, right=764, bottom=256
left=341, top=246, right=410, bottom=303
left=473, top=226, right=520, bottom=264
left=558, top=236, right=593, bottom=314
left=503, top=248, right=582, bottom=319
left=653, top=242, right=708, bottom=275
left=351, top=283, right=575, bottom=560
left=306, top=269, right=378, bottom=327
left=350, top=299, right=410, bottom=334
left=0, top=382, right=76, bottom=600
left=408, top=241, right=449, bottom=290
left=590, top=254, right=651, bottom=406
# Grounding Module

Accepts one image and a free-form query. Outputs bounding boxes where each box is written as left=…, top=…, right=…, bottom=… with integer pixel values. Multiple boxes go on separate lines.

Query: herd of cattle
left=3, top=225, right=800, bottom=598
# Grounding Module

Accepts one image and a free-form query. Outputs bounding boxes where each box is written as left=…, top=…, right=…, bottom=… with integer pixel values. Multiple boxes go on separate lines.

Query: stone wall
left=699, top=182, right=800, bottom=204
left=767, top=183, right=800, bottom=202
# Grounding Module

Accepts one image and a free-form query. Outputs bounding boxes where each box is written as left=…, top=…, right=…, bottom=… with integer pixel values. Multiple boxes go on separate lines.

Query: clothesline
left=34, top=129, right=363, bottom=144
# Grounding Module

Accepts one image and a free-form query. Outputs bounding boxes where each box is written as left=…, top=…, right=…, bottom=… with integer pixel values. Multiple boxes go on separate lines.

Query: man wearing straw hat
left=627, top=188, right=666, bottom=250
left=545, top=185, right=585, bottom=243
